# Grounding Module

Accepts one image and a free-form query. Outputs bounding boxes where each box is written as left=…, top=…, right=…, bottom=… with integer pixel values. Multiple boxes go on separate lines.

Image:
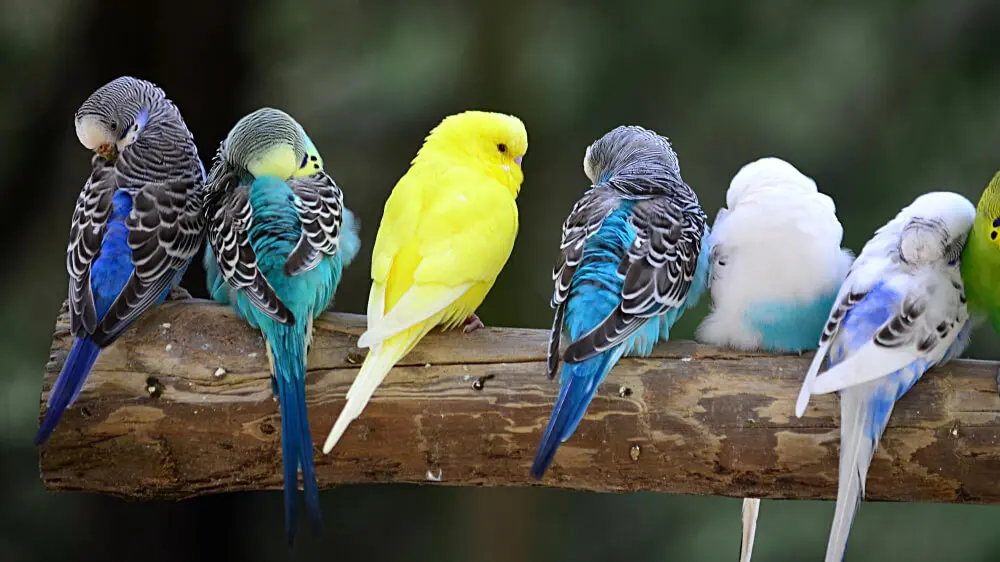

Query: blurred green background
left=3, top=0, right=1000, bottom=560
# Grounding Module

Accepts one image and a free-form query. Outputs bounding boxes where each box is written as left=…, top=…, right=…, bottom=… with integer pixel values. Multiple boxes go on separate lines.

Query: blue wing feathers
left=215, top=176, right=350, bottom=544
left=533, top=205, right=708, bottom=479
left=39, top=190, right=134, bottom=445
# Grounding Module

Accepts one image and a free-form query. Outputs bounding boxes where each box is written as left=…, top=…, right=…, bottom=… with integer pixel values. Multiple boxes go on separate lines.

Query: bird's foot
left=167, top=286, right=192, bottom=301
left=463, top=313, right=485, bottom=334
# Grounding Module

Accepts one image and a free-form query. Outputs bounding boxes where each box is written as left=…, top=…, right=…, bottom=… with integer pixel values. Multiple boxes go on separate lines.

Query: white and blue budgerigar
left=38, top=77, right=205, bottom=444
left=695, top=157, right=853, bottom=562
left=795, top=191, right=975, bottom=562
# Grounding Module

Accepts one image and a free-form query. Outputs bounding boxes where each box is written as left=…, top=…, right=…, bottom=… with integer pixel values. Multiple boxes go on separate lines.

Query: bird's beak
left=96, top=143, right=116, bottom=160
left=514, top=155, right=523, bottom=166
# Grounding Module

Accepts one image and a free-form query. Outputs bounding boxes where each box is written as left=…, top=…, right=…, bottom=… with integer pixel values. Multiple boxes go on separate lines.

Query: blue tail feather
left=269, top=324, right=322, bottom=545
left=36, top=336, right=102, bottom=445
left=531, top=348, right=620, bottom=479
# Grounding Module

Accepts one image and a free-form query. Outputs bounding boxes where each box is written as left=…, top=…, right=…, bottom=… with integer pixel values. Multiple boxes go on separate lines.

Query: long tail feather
left=323, top=334, right=416, bottom=454
left=36, top=335, right=102, bottom=445
left=825, top=388, right=879, bottom=562
left=740, top=498, right=760, bottom=562
left=268, top=326, right=321, bottom=545
left=531, top=347, right=622, bottom=479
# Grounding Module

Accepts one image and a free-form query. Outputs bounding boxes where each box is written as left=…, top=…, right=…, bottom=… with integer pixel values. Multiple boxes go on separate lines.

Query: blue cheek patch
left=121, top=107, right=151, bottom=140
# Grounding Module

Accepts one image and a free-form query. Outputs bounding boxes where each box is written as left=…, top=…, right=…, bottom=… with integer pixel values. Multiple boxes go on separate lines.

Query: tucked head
left=727, top=157, right=819, bottom=209
left=582, top=125, right=682, bottom=195
left=75, top=76, right=164, bottom=160
left=224, top=108, right=307, bottom=180
left=898, top=191, right=975, bottom=266
left=421, top=111, right=527, bottom=191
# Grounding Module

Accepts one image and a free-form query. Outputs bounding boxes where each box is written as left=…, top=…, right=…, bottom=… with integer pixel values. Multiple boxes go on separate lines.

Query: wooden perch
left=38, top=298, right=1000, bottom=504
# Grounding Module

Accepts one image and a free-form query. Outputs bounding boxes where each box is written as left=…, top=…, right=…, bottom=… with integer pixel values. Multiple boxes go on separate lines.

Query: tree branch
left=38, top=299, right=1000, bottom=504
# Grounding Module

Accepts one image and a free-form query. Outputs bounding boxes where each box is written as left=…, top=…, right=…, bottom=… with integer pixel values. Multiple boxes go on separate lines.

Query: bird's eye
left=497, top=143, right=507, bottom=153
left=109, top=121, right=118, bottom=131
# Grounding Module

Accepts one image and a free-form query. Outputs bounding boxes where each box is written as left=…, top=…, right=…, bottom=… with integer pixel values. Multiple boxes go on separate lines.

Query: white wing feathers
left=356, top=283, right=472, bottom=348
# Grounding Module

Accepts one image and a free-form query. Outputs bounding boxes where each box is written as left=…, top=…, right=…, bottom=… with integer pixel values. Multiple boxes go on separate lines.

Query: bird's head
left=224, top=107, right=306, bottom=181
left=973, top=170, right=1000, bottom=249
left=421, top=111, right=527, bottom=196
left=291, top=124, right=324, bottom=178
left=582, top=125, right=683, bottom=196
left=726, top=157, right=820, bottom=209
left=898, top=191, right=975, bottom=267
left=75, top=76, right=159, bottom=160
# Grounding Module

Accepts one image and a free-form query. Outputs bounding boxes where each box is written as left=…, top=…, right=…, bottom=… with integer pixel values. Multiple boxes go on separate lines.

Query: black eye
left=109, top=121, right=118, bottom=131
left=497, top=143, right=507, bottom=153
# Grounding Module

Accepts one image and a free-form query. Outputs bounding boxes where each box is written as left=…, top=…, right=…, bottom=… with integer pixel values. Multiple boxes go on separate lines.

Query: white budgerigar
left=695, top=157, right=853, bottom=562
left=795, top=191, right=975, bottom=562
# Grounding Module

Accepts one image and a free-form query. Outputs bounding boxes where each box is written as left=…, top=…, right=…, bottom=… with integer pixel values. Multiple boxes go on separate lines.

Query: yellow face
left=430, top=111, right=528, bottom=194
left=247, top=144, right=300, bottom=180
left=976, top=170, right=1000, bottom=248
left=292, top=127, right=324, bottom=178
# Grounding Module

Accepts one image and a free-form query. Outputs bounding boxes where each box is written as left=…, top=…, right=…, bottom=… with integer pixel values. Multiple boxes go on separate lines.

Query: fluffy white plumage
left=697, top=157, right=853, bottom=351
left=794, top=191, right=974, bottom=562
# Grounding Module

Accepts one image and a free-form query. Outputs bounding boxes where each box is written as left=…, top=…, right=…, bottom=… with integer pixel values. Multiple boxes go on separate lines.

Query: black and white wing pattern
left=284, top=172, right=344, bottom=277
left=92, top=178, right=205, bottom=345
left=546, top=187, right=621, bottom=379
left=203, top=167, right=294, bottom=326
left=564, top=196, right=708, bottom=363
left=67, top=155, right=117, bottom=338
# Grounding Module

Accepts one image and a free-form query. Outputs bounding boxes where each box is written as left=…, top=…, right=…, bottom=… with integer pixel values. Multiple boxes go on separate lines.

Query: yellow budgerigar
left=322, top=110, right=527, bottom=454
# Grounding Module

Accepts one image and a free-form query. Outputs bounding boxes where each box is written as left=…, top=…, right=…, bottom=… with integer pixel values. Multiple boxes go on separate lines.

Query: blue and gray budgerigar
left=795, top=192, right=974, bottom=562
left=695, top=157, right=854, bottom=562
left=37, top=76, right=205, bottom=445
left=531, top=126, right=711, bottom=479
left=203, top=108, right=360, bottom=545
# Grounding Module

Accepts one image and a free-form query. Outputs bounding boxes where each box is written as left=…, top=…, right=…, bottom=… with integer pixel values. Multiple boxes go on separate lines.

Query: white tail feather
left=825, top=388, right=876, bottom=562
left=322, top=343, right=408, bottom=454
left=740, top=498, right=760, bottom=562
left=795, top=342, right=831, bottom=417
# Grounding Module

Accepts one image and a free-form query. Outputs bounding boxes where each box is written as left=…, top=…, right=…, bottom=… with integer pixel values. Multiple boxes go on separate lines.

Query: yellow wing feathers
left=323, top=111, right=527, bottom=455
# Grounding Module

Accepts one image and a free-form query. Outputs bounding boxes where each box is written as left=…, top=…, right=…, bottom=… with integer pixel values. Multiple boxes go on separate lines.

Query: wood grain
left=38, top=299, right=1000, bottom=503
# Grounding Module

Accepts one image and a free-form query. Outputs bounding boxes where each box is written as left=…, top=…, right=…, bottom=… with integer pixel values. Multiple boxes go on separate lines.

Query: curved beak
left=514, top=155, right=523, bottom=166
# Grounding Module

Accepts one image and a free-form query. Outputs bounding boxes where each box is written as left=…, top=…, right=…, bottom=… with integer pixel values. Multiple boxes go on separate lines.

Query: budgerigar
left=203, top=108, right=360, bottom=544
left=322, top=111, right=527, bottom=455
left=37, top=76, right=204, bottom=445
left=531, top=125, right=710, bottom=479
left=960, top=171, right=1000, bottom=335
left=695, top=157, right=854, bottom=562
left=795, top=192, right=974, bottom=562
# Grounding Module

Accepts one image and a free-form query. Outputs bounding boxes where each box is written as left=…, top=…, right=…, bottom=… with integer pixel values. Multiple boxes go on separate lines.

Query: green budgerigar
left=960, top=171, right=1000, bottom=333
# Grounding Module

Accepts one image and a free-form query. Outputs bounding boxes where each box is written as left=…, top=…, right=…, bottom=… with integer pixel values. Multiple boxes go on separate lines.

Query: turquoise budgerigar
left=695, top=157, right=854, bottom=562
left=532, top=125, right=710, bottom=479
left=37, top=76, right=205, bottom=444
left=203, top=108, right=360, bottom=544
left=795, top=192, right=974, bottom=561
